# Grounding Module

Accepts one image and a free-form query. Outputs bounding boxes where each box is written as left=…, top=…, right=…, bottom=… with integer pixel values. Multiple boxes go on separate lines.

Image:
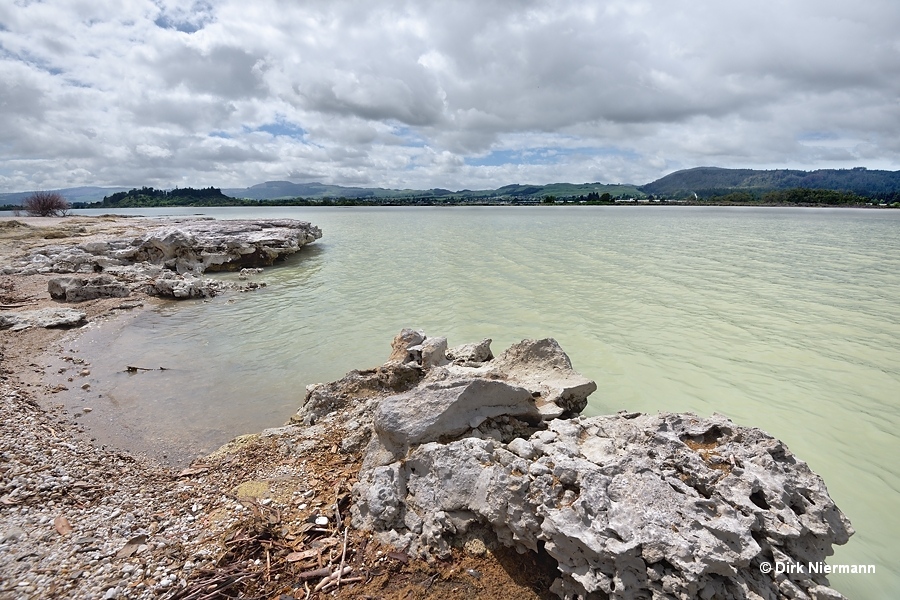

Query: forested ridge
left=641, top=167, right=900, bottom=201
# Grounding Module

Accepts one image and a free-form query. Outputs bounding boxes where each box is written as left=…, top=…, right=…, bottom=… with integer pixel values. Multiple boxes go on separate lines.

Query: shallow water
left=42, top=206, right=900, bottom=598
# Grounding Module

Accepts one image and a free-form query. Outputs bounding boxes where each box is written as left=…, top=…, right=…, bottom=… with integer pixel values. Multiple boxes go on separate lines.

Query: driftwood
left=1, top=302, right=36, bottom=310
left=125, top=365, right=169, bottom=373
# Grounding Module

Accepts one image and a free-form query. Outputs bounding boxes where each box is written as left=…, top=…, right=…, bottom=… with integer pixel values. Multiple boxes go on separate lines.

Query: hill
left=100, top=187, right=237, bottom=207
left=5, top=168, right=899, bottom=209
left=0, top=186, right=130, bottom=206
left=222, top=181, right=642, bottom=201
left=641, top=167, right=900, bottom=199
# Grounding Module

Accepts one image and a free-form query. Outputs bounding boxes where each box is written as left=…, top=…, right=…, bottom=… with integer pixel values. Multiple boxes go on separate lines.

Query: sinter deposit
left=296, top=329, right=853, bottom=600
left=2, top=218, right=321, bottom=299
left=0, top=307, right=87, bottom=331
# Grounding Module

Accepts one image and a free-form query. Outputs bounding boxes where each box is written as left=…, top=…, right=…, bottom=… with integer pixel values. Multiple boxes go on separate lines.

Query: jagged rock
left=121, top=219, right=322, bottom=274
left=387, top=328, right=426, bottom=363
left=356, top=411, right=853, bottom=600
left=1, top=218, right=321, bottom=301
left=293, top=363, right=424, bottom=427
left=409, top=336, right=449, bottom=369
left=293, top=330, right=854, bottom=600
left=0, top=308, right=86, bottom=331
left=447, top=338, right=493, bottom=364
left=489, top=338, right=597, bottom=416
left=48, top=275, right=131, bottom=303
left=149, top=272, right=222, bottom=299
left=374, top=377, right=540, bottom=455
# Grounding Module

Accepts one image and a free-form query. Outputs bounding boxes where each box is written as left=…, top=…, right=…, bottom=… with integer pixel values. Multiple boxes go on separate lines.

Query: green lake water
left=45, top=206, right=900, bottom=598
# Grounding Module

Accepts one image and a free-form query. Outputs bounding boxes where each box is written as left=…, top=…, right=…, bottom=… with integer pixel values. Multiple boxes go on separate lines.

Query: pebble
left=1, top=527, right=27, bottom=542
left=0, top=381, right=221, bottom=600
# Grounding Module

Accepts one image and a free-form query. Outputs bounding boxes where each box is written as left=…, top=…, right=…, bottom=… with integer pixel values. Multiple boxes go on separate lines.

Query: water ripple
left=58, top=206, right=900, bottom=599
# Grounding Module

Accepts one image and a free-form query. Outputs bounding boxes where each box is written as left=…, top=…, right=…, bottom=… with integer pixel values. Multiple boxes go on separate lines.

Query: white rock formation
left=0, top=308, right=87, bottom=331
left=48, top=275, right=131, bottom=302
left=294, top=330, right=853, bottom=600
left=117, top=219, right=322, bottom=274
left=3, top=218, right=321, bottom=300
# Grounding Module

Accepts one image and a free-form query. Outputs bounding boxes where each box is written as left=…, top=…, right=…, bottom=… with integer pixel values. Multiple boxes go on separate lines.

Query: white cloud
left=1, top=0, right=899, bottom=192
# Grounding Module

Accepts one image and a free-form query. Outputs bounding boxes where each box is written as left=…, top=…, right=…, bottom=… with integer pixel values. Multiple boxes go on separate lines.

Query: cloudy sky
left=2, top=1, right=899, bottom=193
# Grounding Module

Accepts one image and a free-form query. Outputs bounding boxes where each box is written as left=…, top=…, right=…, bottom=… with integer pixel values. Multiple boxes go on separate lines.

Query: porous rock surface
left=0, top=307, right=87, bottom=331
left=3, top=218, right=321, bottom=300
left=297, top=330, right=853, bottom=600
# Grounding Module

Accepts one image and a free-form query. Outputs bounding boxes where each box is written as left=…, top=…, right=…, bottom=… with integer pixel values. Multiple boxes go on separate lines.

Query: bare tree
left=22, top=191, right=70, bottom=217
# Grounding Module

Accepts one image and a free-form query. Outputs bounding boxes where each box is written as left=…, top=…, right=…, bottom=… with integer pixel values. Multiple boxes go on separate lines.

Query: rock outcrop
left=0, top=307, right=87, bottom=331
left=118, top=219, right=321, bottom=274
left=296, top=330, right=853, bottom=600
left=2, top=218, right=321, bottom=300
left=48, top=275, right=131, bottom=303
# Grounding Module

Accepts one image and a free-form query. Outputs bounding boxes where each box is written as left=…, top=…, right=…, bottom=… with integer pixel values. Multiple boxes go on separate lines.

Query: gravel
left=0, top=382, right=220, bottom=600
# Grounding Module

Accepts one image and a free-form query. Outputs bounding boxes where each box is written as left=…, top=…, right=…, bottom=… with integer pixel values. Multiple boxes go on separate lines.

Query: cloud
left=1, top=0, right=899, bottom=192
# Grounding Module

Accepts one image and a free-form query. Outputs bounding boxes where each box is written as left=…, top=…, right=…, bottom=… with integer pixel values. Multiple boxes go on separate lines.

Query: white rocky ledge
left=2, top=218, right=322, bottom=300
left=295, top=329, right=853, bottom=600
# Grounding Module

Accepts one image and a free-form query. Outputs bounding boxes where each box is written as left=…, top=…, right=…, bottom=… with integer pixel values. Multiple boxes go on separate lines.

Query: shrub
left=22, top=191, right=70, bottom=217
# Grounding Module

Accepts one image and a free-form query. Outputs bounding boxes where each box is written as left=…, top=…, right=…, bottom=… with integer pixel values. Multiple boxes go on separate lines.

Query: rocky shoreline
left=1, top=217, right=321, bottom=303
left=0, top=216, right=853, bottom=599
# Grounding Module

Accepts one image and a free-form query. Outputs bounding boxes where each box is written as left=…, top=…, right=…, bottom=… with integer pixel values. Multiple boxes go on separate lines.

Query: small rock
left=1, top=527, right=27, bottom=543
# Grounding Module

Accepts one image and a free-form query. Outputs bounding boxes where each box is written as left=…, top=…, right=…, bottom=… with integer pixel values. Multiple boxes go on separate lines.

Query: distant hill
left=6, top=168, right=898, bottom=208
left=223, top=181, right=443, bottom=200
left=223, top=181, right=642, bottom=201
left=640, top=167, right=900, bottom=199
left=0, top=186, right=130, bottom=206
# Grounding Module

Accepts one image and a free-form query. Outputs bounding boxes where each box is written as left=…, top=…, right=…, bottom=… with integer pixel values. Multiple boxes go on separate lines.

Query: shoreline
left=3, top=202, right=900, bottom=218
left=0, top=215, right=857, bottom=599
left=0, top=216, right=566, bottom=599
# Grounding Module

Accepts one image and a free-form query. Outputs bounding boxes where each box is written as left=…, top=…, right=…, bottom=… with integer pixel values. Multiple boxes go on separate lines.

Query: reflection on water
left=52, top=206, right=900, bottom=598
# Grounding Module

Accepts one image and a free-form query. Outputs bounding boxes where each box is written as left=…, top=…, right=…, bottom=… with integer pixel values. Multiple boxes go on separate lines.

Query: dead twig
left=424, top=571, right=441, bottom=592
left=336, top=528, right=349, bottom=588
left=295, top=567, right=332, bottom=580
left=167, top=565, right=250, bottom=600
left=314, top=566, right=352, bottom=592
left=0, top=302, right=36, bottom=310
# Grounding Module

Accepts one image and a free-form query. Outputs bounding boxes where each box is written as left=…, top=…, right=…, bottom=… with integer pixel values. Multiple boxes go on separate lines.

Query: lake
left=35, top=205, right=900, bottom=598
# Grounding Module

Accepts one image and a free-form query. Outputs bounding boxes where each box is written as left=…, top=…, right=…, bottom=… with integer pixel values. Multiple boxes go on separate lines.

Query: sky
left=1, top=0, right=899, bottom=193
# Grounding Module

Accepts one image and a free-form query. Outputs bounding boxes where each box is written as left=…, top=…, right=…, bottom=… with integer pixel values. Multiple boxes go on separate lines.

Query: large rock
left=48, top=275, right=131, bottom=302
left=298, top=330, right=856, bottom=600
left=0, top=308, right=86, bottom=331
left=357, top=412, right=853, bottom=599
left=447, top=338, right=494, bottom=364
left=0, top=217, right=321, bottom=301
left=374, top=377, right=541, bottom=454
left=387, top=328, right=427, bottom=363
left=120, top=219, right=322, bottom=274
left=489, top=338, right=597, bottom=416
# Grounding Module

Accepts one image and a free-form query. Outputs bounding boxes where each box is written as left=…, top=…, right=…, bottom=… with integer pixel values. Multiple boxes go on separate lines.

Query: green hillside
left=641, top=167, right=900, bottom=200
